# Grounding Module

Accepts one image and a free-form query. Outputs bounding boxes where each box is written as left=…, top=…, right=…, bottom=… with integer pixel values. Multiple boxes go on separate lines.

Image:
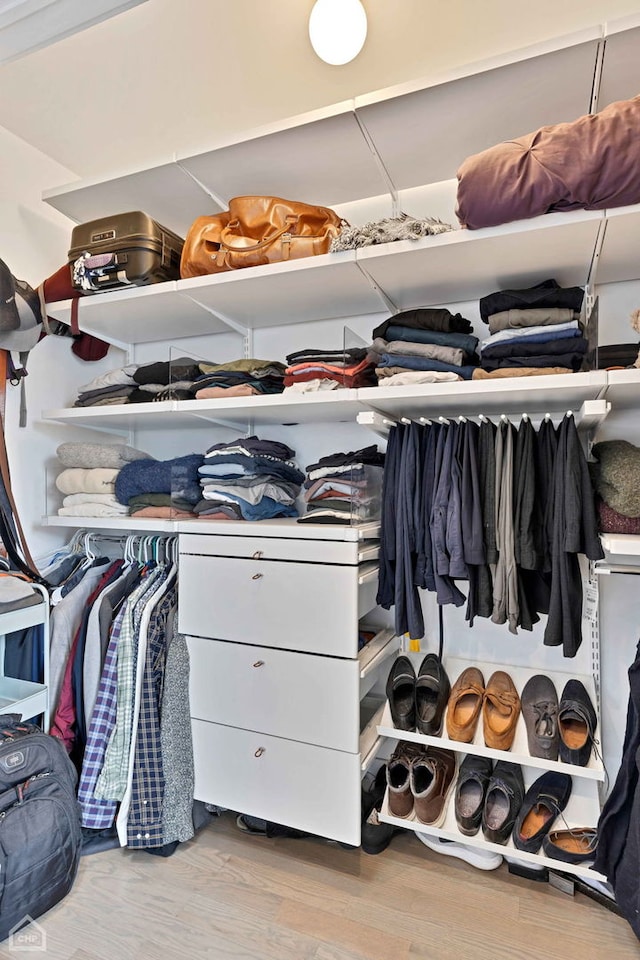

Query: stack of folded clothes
left=55, top=442, right=151, bottom=517
left=126, top=357, right=214, bottom=402
left=596, top=343, right=640, bottom=369
left=191, top=359, right=286, bottom=398
left=590, top=440, right=640, bottom=535
left=73, top=365, right=139, bottom=407
left=283, top=347, right=376, bottom=392
left=0, top=575, right=44, bottom=613
left=475, top=279, right=588, bottom=379
left=298, top=445, right=385, bottom=524
left=194, top=437, right=304, bottom=521
left=368, top=308, right=479, bottom=385
left=114, top=453, right=204, bottom=518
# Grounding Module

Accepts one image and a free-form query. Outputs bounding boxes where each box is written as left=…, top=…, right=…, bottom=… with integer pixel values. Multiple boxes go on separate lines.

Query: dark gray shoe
left=455, top=754, right=493, bottom=836
left=558, top=680, right=597, bottom=767
left=482, top=761, right=524, bottom=845
left=521, top=674, right=559, bottom=760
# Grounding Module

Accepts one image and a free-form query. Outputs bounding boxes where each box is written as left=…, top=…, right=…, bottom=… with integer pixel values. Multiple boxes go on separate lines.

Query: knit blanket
left=330, top=212, right=452, bottom=252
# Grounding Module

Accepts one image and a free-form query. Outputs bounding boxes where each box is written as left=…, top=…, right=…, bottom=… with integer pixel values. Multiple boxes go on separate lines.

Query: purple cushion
left=456, top=95, right=640, bottom=230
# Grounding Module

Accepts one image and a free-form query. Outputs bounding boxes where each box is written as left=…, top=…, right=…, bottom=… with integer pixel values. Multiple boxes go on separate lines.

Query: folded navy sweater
left=115, top=454, right=204, bottom=505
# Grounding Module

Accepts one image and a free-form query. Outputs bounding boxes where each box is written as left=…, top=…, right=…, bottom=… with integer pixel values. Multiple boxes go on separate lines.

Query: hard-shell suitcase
left=68, top=210, right=184, bottom=293
left=0, top=715, right=82, bottom=942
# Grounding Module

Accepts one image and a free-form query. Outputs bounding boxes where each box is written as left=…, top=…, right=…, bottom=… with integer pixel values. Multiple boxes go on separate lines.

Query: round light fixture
left=308, top=0, right=368, bottom=66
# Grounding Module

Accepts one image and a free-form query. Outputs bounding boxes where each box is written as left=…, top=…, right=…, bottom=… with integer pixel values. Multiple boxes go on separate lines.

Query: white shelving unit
left=0, top=584, right=50, bottom=728
left=379, top=784, right=605, bottom=882
left=41, top=371, right=620, bottom=439
left=377, top=656, right=604, bottom=781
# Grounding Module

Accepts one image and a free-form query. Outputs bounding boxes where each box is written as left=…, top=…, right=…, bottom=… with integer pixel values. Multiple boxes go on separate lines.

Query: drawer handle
left=253, top=660, right=265, bottom=668
left=252, top=550, right=264, bottom=560
left=252, top=573, right=263, bottom=580
left=254, top=747, right=265, bottom=758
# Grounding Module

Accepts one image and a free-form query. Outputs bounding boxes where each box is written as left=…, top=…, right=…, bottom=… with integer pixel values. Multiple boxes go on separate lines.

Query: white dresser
left=178, top=521, right=398, bottom=845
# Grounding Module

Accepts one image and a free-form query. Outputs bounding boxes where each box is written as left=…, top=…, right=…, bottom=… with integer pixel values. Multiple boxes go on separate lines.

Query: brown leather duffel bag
left=180, top=196, right=344, bottom=278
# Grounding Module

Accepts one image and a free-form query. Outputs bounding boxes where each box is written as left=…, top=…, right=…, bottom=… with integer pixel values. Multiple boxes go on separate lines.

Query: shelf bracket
left=178, top=292, right=249, bottom=338
left=353, top=110, right=400, bottom=216
left=356, top=409, right=398, bottom=438
left=175, top=158, right=228, bottom=211
left=355, top=262, right=398, bottom=315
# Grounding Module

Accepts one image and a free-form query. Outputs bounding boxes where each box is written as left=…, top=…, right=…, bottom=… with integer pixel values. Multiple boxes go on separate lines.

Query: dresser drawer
left=180, top=533, right=373, bottom=565
left=191, top=720, right=361, bottom=845
left=188, top=636, right=360, bottom=752
left=178, top=554, right=378, bottom=657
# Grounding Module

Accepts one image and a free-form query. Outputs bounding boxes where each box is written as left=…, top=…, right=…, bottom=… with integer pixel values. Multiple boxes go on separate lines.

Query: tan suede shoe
left=446, top=667, right=485, bottom=743
left=483, top=671, right=521, bottom=751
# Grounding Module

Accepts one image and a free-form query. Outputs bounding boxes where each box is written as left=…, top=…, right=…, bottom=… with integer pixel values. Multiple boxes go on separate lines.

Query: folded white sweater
left=55, top=468, right=119, bottom=495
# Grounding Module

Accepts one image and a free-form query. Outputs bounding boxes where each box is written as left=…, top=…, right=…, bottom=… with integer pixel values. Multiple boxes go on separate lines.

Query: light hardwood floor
left=4, top=814, right=638, bottom=960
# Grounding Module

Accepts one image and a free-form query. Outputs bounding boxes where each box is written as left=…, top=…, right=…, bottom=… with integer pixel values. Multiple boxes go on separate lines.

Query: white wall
left=0, top=124, right=119, bottom=558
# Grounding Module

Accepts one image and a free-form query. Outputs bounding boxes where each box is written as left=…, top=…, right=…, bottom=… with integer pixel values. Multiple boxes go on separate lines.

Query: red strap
left=70, top=297, right=79, bottom=336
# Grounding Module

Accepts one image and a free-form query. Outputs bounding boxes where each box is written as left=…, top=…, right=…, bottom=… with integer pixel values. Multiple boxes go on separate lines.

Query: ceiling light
left=308, top=0, right=367, bottom=66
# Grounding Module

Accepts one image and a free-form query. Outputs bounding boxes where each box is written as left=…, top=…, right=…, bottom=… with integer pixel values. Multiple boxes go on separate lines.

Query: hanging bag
left=180, top=196, right=344, bottom=278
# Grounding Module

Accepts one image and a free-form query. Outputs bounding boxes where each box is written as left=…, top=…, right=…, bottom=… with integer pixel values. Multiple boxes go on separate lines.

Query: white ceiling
left=0, top=0, right=639, bottom=182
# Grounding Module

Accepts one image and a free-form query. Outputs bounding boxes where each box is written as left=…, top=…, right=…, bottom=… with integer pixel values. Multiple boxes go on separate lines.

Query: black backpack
left=0, top=716, right=82, bottom=942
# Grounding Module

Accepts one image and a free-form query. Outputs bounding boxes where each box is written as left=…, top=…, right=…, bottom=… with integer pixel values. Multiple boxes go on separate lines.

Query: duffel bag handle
left=218, top=215, right=299, bottom=254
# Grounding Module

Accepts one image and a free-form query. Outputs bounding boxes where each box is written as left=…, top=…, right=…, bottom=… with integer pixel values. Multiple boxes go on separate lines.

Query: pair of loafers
left=386, top=655, right=450, bottom=735
left=447, top=668, right=521, bottom=751
left=522, top=675, right=597, bottom=766
left=455, top=754, right=573, bottom=851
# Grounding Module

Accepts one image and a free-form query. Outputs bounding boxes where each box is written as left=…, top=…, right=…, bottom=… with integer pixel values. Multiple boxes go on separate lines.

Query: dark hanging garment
left=377, top=425, right=401, bottom=611
left=544, top=414, right=604, bottom=656
left=431, top=423, right=466, bottom=608
left=513, top=418, right=541, bottom=631
left=595, top=640, right=640, bottom=940
left=394, top=423, right=424, bottom=640
left=460, top=421, right=489, bottom=626
left=418, top=423, right=439, bottom=594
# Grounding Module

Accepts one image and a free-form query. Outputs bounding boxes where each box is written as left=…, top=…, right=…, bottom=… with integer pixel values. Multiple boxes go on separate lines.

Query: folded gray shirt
left=370, top=337, right=466, bottom=367
left=57, top=442, right=152, bottom=469
left=487, top=308, right=578, bottom=334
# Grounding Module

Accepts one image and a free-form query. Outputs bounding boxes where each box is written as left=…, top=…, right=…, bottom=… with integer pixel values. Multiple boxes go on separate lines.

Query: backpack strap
left=0, top=349, right=41, bottom=577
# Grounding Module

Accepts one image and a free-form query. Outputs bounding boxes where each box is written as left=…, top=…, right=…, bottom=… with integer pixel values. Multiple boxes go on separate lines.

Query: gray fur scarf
left=330, top=211, right=453, bottom=252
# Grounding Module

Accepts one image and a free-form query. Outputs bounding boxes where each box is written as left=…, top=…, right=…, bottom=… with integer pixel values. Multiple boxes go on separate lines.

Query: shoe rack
left=377, top=649, right=605, bottom=882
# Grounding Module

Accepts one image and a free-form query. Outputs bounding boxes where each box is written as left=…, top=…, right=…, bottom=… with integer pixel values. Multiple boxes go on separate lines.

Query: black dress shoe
left=558, top=680, right=597, bottom=767
left=542, top=827, right=598, bottom=864
left=386, top=656, right=416, bottom=731
left=513, top=771, right=572, bottom=853
left=482, top=760, right=524, bottom=845
left=521, top=674, right=559, bottom=761
left=415, top=654, right=450, bottom=736
left=361, top=766, right=403, bottom=855
left=455, top=754, right=493, bottom=836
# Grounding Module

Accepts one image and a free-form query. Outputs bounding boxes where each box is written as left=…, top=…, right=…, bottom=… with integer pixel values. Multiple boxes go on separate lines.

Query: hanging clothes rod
left=356, top=401, right=609, bottom=437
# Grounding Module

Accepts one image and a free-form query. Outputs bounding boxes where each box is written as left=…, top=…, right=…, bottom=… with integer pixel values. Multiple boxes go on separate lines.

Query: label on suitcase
left=68, top=210, right=184, bottom=294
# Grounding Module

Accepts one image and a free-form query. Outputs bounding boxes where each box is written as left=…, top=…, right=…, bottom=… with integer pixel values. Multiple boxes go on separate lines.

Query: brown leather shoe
left=446, top=667, right=485, bottom=743
left=483, top=671, right=521, bottom=751
left=386, top=742, right=425, bottom=818
left=411, top=747, right=457, bottom=826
